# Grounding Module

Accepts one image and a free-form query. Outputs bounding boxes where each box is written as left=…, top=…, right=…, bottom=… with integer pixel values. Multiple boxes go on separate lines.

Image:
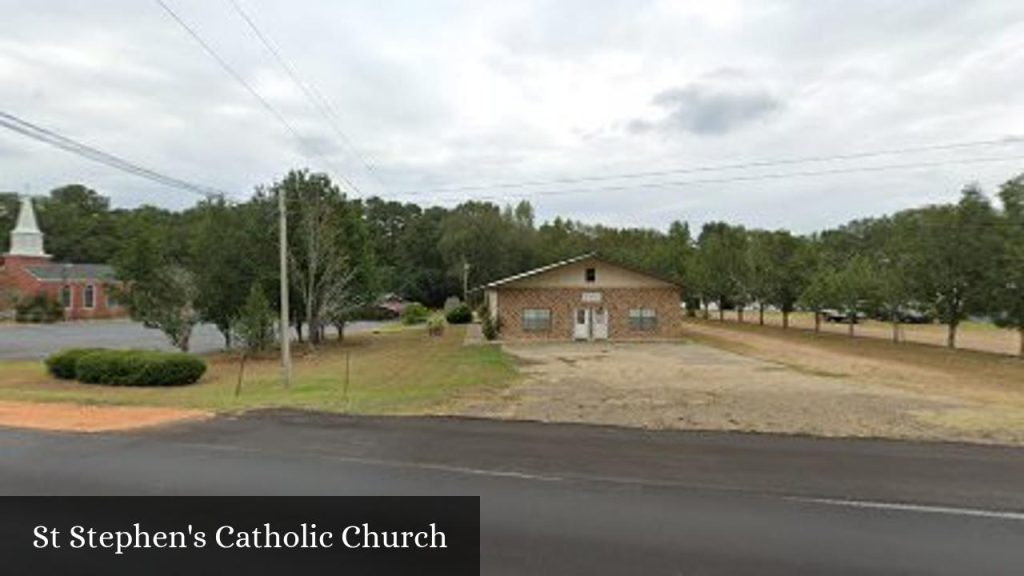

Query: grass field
left=702, top=310, right=1022, bottom=356
left=0, top=326, right=518, bottom=415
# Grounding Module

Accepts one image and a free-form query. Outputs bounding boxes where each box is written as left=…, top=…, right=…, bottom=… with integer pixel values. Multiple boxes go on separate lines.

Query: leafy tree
left=833, top=256, right=880, bottom=337
left=993, top=175, right=1024, bottom=355
left=872, top=214, right=918, bottom=343
left=747, top=230, right=809, bottom=327
left=800, top=265, right=838, bottom=333
left=125, top=266, right=201, bottom=352
left=113, top=206, right=199, bottom=351
left=913, top=185, right=1001, bottom=348
left=190, top=198, right=255, bottom=348
left=695, top=222, right=749, bottom=321
left=396, top=206, right=455, bottom=306
left=233, top=283, right=276, bottom=353
left=275, top=169, right=374, bottom=347
left=36, top=184, right=119, bottom=263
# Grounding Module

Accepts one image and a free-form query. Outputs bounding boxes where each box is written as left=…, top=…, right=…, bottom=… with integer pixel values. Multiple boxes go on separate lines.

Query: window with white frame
left=60, top=286, right=72, bottom=308
left=629, top=308, right=657, bottom=331
left=83, top=285, right=95, bottom=309
left=522, top=309, right=552, bottom=332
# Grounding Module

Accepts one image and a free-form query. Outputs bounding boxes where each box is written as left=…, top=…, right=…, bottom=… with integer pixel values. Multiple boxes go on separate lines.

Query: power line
left=427, top=152, right=1024, bottom=204
left=399, top=136, right=1024, bottom=197
left=0, top=110, right=231, bottom=198
left=226, top=0, right=387, bottom=196
left=155, top=0, right=357, bottom=194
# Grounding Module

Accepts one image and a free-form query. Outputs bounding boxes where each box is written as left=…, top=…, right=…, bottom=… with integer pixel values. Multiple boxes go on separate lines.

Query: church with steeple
left=1, top=196, right=124, bottom=320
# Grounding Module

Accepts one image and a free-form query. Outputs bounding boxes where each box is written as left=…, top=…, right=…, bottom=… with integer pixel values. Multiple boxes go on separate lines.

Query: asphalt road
left=0, top=320, right=386, bottom=359
left=2, top=411, right=1023, bottom=575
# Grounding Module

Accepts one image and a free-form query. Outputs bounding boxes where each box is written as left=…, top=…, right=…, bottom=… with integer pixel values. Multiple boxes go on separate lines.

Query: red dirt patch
left=0, top=401, right=211, bottom=433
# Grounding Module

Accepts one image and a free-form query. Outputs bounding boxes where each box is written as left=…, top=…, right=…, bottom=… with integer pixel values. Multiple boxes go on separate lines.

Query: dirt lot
left=0, top=401, right=210, bottom=432
left=455, top=321, right=1024, bottom=445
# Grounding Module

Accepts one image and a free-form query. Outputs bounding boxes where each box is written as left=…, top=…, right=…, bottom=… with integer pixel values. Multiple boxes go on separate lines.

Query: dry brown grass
left=714, top=310, right=1021, bottom=356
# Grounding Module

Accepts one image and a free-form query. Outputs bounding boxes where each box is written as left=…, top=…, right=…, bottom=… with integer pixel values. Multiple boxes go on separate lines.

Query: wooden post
left=343, top=350, right=351, bottom=412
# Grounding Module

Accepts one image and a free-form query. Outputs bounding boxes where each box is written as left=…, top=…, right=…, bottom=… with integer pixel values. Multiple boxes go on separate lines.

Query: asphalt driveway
left=0, top=320, right=386, bottom=359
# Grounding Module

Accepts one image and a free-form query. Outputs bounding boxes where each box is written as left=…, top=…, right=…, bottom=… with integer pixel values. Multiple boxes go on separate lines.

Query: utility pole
left=462, top=258, right=470, bottom=303
left=278, top=187, right=292, bottom=388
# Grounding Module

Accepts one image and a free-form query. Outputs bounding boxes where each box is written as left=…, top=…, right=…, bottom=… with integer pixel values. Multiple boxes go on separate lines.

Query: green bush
left=427, top=314, right=446, bottom=337
left=401, top=302, right=431, bottom=325
left=74, top=350, right=206, bottom=387
left=481, top=314, right=502, bottom=341
left=15, top=293, right=63, bottom=323
left=45, top=348, right=103, bottom=379
left=445, top=304, right=473, bottom=324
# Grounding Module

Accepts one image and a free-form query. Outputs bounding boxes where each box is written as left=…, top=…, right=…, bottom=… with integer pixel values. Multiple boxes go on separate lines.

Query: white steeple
left=7, top=195, right=49, bottom=258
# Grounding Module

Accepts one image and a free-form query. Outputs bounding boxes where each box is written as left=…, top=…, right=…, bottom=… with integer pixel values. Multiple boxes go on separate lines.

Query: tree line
left=2, top=170, right=1022, bottom=355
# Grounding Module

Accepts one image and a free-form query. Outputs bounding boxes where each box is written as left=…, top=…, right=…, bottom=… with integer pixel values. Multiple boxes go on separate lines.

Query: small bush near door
left=44, top=348, right=207, bottom=386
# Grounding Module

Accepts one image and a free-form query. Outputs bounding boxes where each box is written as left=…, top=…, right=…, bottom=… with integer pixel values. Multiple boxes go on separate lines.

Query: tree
left=913, top=185, right=1001, bottom=348
left=190, top=198, right=255, bottom=348
left=113, top=207, right=200, bottom=351
left=695, top=223, right=749, bottom=321
left=275, top=169, right=374, bottom=348
left=748, top=230, right=809, bottom=328
left=231, top=284, right=276, bottom=397
left=800, top=265, right=837, bottom=333
left=124, top=266, right=201, bottom=352
left=396, top=206, right=455, bottom=306
left=36, top=184, right=119, bottom=263
left=833, top=256, right=879, bottom=337
left=872, top=214, right=917, bottom=343
left=993, top=174, right=1024, bottom=355
left=438, top=201, right=534, bottom=293
left=234, top=283, right=276, bottom=353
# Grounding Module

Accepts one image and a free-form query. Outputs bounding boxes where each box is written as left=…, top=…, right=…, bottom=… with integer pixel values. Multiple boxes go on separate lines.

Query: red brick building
left=483, top=254, right=682, bottom=341
left=0, top=196, right=124, bottom=320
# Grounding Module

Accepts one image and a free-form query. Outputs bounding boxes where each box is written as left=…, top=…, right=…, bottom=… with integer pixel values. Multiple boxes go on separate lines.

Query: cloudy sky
left=1, top=0, right=1023, bottom=232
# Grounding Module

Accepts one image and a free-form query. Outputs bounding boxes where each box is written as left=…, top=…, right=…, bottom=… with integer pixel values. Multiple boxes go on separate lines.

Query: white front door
left=592, top=307, right=608, bottom=340
left=573, top=308, right=590, bottom=340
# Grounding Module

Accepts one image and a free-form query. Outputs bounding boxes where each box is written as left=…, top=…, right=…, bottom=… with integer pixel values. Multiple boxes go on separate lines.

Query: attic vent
left=585, top=267, right=596, bottom=282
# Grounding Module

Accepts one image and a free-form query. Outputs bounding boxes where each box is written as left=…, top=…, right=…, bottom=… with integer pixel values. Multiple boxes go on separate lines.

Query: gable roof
left=481, top=253, right=682, bottom=290
left=25, top=263, right=116, bottom=282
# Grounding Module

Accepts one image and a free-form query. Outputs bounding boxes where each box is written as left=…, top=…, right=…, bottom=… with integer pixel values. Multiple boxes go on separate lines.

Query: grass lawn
left=0, top=325, right=518, bottom=415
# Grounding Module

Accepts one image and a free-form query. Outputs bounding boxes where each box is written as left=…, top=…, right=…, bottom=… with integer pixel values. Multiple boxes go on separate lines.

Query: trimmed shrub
left=75, top=350, right=206, bottom=387
left=445, top=304, right=473, bottom=324
left=45, top=348, right=103, bottom=379
left=401, top=302, right=431, bottom=325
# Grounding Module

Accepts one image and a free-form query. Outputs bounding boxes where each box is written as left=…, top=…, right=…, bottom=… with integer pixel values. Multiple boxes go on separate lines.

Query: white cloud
left=0, top=0, right=1022, bottom=231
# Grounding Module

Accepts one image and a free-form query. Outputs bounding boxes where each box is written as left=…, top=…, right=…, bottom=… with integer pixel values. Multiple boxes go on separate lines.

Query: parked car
left=874, top=307, right=933, bottom=324
left=821, top=309, right=859, bottom=324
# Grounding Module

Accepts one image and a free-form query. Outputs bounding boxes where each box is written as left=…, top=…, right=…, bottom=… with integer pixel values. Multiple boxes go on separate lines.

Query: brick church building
left=0, top=195, right=124, bottom=320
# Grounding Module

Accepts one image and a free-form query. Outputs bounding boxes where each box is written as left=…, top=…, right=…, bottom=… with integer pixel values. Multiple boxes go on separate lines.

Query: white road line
left=787, top=496, right=1024, bottom=521
left=186, top=442, right=1024, bottom=519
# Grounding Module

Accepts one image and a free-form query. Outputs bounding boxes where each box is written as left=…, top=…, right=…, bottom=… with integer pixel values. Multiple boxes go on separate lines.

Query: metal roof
left=25, top=263, right=116, bottom=282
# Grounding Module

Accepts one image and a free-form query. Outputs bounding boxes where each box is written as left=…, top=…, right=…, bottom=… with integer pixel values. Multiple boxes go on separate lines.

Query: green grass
left=0, top=326, right=518, bottom=415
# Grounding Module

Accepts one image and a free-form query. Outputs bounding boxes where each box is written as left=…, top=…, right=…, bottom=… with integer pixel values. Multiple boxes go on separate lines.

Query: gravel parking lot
left=455, top=332, right=1024, bottom=445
